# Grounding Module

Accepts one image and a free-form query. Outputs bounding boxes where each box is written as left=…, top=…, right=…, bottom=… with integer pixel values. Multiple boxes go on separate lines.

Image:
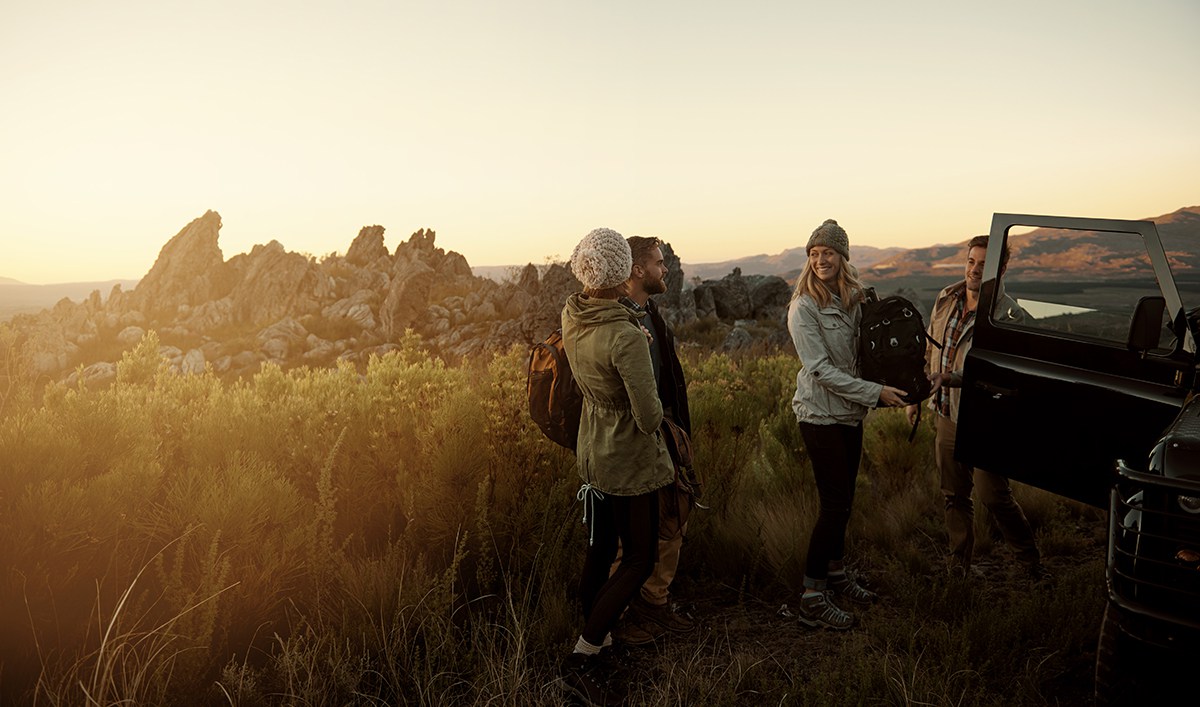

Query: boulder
left=183, top=298, right=235, bottom=333
left=520, top=263, right=580, bottom=342
left=708, top=268, right=753, bottom=320
left=437, top=251, right=473, bottom=280
left=693, top=286, right=717, bottom=320
left=64, top=362, right=117, bottom=388
left=229, top=241, right=320, bottom=326
left=181, top=349, right=206, bottom=374
left=256, top=317, right=310, bottom=359
left=517, top=264, right=539, bottom=294
left=380, top=258, right=434, bottom=339
left=747, top=275, right=792, bottom=321
left=722, top=326, right=754, bottom=351
left=322, top=289, right=379, bottom=331
left=117, top=326, right=146, bottom=345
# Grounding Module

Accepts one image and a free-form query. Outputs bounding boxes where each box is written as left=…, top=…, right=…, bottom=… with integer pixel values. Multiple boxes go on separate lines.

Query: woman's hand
left=905, top=404, right=920, bottom=426
left=879, top=386, right=908, bottom=407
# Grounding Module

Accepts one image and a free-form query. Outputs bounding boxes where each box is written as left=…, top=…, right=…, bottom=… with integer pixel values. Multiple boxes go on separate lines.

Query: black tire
left=1095, top=604, right=1136, bottom=706
left=1096, top=604, right=1186, bottom=706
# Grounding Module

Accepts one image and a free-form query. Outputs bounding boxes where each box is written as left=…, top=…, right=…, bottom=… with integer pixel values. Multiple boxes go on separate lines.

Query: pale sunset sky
left=1, top=0, right=1197, bottom=284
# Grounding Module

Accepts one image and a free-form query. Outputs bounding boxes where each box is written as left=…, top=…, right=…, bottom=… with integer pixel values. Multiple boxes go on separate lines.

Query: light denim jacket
left=788, top=292, right=884, bottom=426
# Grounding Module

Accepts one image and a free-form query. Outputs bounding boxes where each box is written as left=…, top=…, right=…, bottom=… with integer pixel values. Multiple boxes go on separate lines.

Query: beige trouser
left=612, top=483, right=691, bottom=606
left=935, top=414, right=1039, bottom=568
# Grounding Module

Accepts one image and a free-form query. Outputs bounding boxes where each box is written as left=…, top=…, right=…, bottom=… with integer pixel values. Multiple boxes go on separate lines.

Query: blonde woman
left=788, top=219, right=907, bottom=630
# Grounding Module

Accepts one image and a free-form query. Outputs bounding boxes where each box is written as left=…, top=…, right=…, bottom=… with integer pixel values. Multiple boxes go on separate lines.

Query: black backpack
left=526, top=329, right=583, bottom=451
left=859, top=289, right=940, bottom=417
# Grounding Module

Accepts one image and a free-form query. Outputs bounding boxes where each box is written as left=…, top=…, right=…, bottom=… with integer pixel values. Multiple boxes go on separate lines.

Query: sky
left=1, top=0, right=1197, bottom=285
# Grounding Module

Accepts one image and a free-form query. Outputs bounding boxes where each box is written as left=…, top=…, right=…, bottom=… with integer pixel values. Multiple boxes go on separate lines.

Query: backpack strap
left=907, top=404, right=921, bottom=443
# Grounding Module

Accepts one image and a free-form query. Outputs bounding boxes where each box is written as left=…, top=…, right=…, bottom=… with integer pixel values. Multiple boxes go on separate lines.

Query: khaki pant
left=612, top=482, right=691, bottom=606
left=935, top=414, right=1039, bottom=568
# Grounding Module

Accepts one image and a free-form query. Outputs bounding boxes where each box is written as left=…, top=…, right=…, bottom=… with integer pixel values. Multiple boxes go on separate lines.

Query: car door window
left=994, top=226, right=1169, bottom=348
left=956, top=214, right=1190, bottom=507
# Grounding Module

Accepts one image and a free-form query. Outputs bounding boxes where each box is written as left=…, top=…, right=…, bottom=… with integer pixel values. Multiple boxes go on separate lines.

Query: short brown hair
left=627, top=236, right=662, bottom=267
left=966, top=234, right=1011, bottom=274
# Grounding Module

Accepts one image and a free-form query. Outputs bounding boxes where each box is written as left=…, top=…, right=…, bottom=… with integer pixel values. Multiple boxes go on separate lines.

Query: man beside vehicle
left=906, top=235, right=1051, bottom=582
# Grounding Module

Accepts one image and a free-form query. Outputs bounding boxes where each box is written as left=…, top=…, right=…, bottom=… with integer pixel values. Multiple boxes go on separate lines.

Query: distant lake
left=1016, top=298, right=1097, bottom=320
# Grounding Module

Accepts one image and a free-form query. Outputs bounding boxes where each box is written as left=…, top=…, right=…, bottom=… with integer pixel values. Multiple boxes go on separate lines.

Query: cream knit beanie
left=570, top=228, right=633, bottom=290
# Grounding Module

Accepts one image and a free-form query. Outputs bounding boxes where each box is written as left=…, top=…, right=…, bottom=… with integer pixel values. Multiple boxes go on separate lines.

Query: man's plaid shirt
left=936, top=292, right=974, bottom=417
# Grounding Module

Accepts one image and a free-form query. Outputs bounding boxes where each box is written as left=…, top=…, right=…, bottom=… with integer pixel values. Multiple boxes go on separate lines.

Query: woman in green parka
left=557, top=227, right=675, bottom=706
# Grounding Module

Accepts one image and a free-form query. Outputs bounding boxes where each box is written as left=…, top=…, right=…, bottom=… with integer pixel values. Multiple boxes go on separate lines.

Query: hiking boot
left=797, top=592, right=855, bottom=630
left=632, top=596, right=695, bottom=633
left=560, top=653, right=620, bottom=706
left=829, top=574, right=878, bottom=605
left=612, top=617, right=661, bottom=646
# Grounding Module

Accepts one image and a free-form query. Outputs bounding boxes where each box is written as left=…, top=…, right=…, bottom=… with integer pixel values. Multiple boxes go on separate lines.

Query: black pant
left=798, top=421, right=863, bottom=586
left=578, top=489, right=660, bottom=645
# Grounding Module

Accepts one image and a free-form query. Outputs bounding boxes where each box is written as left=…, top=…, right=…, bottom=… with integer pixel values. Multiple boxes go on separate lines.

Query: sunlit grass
left=0, top=333, right=1106, bottom=705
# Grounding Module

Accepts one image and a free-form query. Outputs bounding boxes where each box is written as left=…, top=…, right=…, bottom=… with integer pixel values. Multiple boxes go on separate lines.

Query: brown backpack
left=526, top=329, right=583, bottom=451
left=662, top=417, right=702, bottom=501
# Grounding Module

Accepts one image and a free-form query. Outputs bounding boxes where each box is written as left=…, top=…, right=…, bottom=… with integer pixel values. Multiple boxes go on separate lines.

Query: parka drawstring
left=575, top=483, right=605, bottom=546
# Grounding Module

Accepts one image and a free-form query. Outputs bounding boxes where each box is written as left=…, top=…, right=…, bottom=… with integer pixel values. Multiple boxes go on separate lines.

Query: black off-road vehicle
left=956, top=213, right=1200, bottom=705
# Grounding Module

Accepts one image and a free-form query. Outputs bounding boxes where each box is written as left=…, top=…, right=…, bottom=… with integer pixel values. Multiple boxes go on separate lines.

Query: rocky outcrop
left=8, top=212, right=793, bottom=385
left=229, top=241, right=322, bottom=327
left=656, top=242, right=697, bottom=329
left=128, top=210, right=233, bottom=321
left=520, top=264, right=580, bottom=342
left=691, top=268, right=791, bottom=325
left=381, top=258, right=435, bottom=338
left=345, top=225, right=389, bottom=266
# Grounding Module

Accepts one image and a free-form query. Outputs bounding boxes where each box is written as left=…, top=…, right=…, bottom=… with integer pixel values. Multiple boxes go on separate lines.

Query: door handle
left=975, top=381, right=1016, bottom=400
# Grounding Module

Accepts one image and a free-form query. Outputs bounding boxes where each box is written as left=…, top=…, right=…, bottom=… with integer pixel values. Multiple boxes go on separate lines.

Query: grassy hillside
left=0, top=332, right=1105, bottom=705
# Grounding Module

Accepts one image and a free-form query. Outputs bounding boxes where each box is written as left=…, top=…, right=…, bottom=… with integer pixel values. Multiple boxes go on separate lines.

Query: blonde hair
left=790, top=255, right=865, bottom=310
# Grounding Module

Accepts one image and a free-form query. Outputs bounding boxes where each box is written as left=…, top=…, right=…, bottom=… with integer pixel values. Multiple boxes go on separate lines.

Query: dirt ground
left=588, top=515, right=1109, bottom=706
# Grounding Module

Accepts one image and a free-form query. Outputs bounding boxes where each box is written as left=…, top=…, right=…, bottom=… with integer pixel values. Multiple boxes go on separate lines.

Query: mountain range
left=865, top=206, right=1200, bottom=278
left=4, top=206, right=1198, bottom=322
left=473, top=205, right=1200, bottom=285
left=0, top=279, right=140, bottom=321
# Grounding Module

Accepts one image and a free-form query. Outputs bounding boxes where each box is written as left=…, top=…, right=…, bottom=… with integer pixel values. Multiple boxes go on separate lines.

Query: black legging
left=799, top=420, right=864, bottom=583
left=578, top=489, right=660, bottom=645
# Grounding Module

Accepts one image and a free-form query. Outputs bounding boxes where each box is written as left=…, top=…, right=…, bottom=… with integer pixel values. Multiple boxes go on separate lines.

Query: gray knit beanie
left=806, top=219, right=850, bottom=261
left=570, top=227, right=633, bottom=290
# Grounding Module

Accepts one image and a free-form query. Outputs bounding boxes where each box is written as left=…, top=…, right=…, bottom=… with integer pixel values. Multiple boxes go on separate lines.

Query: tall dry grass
left=0, top=332, right=1105, bottom=705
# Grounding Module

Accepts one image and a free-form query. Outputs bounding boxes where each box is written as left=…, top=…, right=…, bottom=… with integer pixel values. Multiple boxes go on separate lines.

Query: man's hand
left=928, top=371, right=953, bottom=394
left=905, top=404, right=920, bottom=426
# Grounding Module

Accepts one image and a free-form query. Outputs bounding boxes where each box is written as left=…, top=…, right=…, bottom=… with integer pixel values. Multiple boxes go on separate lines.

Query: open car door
left=955, top=214, right=1195, bottom=508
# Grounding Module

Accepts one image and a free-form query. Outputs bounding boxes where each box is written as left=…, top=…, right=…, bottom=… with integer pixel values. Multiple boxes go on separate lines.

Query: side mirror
left=1127, top=296, right=1166, bottom=353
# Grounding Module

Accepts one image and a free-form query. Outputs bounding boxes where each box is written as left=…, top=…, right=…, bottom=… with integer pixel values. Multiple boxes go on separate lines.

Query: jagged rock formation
left=5, top=213, right=792, bottom=384
left=129, top=211, right=234, bottom=321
